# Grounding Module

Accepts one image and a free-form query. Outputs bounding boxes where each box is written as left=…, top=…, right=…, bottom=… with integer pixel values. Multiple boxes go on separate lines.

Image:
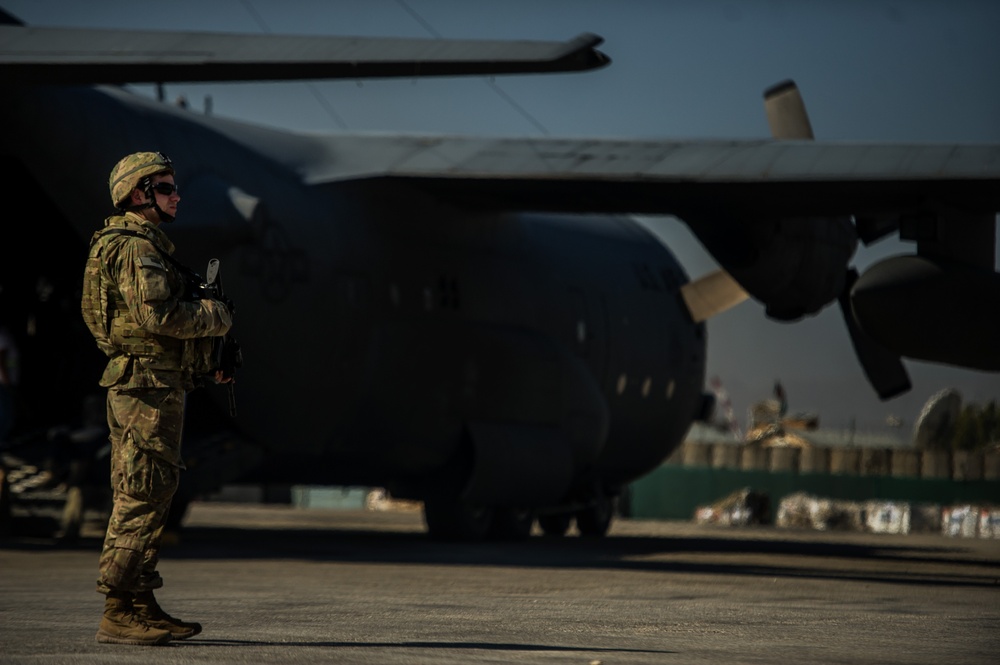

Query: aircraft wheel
left=575, top=496, right=614, bottom=537
left=489, top=508, right=535, bottom=541
left=537, top=512, right=572, bottom=537
left=423, top=497, right=493, bottom=541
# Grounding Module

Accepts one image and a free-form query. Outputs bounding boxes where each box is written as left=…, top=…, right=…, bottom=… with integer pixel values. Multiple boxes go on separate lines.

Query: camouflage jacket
left=81, top=212, right=232, bottom=391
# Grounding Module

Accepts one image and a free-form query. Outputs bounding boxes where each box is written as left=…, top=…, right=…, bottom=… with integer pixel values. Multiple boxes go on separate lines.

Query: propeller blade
left=838, top=269, right=911, bottom=400
left=762, top=80, right=908, bottom=398
left=680, top=269, right=749, bottom=323
left=763, top=79, right=814, bottom=140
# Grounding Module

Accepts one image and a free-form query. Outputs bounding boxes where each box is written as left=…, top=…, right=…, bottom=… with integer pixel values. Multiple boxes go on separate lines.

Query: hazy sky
left=6, top=0, right=999, bottom=433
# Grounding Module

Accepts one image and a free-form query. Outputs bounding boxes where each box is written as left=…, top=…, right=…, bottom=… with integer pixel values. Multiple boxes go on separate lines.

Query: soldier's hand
left=213, top=370, right=234, bottom=384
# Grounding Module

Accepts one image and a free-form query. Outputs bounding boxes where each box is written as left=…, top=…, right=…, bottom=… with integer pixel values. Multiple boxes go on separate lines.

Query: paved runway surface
left=1, top=502, right=998, bottom=664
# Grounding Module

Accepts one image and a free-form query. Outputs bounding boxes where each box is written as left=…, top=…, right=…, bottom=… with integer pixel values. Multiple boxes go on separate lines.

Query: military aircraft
left=1, top=5, right=998, bottom=540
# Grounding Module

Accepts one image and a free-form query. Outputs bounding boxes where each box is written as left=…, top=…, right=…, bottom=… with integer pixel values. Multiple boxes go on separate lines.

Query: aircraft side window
left=568, top=289, right=589, bottom=356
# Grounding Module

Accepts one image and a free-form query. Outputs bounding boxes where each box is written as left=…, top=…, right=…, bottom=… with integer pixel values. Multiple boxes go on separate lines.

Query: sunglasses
left=150, top=182, right=179, bottom=196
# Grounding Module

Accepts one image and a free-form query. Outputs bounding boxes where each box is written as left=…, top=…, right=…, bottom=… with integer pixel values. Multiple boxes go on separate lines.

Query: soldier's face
left=133, top=173, right=180, bottom=223
left=148, top=174, right=180, bottom=219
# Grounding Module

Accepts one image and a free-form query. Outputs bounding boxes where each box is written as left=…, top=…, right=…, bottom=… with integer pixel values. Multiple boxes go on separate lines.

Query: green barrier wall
left=628, top=466, right=1000, bottom=521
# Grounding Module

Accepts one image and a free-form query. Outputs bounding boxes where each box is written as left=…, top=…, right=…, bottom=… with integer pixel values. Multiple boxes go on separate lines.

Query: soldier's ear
left=130, top=187, right=145, bottom=204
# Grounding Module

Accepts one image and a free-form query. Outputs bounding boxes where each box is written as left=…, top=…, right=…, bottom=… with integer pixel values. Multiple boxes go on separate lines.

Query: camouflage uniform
left=81, top=210, right=231, bottom=595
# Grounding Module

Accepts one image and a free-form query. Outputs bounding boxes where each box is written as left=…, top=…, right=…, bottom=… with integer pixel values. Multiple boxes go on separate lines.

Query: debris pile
left=364, top=487, right=422, bottom=512
left=775, top=492, right=998, bottom=538
left=863, top=500, right=940, bottom=534
left=942, top=504, right=1000, bottom=538
left=692, top=489, right=998, bottom=539
left=742, top=382, right=819, bottom=448
left=775, top=492, right=865, bottom=531
left=693, top=487, right=770, bottom=526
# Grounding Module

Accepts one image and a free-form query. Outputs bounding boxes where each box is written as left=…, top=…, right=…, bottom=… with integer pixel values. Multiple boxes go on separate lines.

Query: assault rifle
left=204, top=259, right=243, bottom=416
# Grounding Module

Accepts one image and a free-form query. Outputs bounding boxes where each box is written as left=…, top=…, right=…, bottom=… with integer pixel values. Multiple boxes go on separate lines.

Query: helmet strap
left=154, top=202, right=175, bottom=224
left=119, top=201, right=155, bottom=214
left=120, top=177, right=174, bottom=223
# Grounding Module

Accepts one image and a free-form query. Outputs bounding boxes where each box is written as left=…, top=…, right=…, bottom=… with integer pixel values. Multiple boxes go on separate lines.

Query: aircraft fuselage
left=3, top=85, right=707, bottom=514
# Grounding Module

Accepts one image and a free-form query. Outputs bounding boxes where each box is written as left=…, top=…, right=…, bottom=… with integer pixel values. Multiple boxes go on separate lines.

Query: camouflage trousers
left=96, top=385, right=185, bottom=596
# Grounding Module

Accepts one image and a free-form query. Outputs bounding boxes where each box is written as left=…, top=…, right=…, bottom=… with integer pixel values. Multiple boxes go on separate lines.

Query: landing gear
left=536, top=512, right=572, bottom=537
left=422, top=497, right=493, bottom=541
left=421, top=492, right=617, bottom=540
left=536, top=497, right=615, bottom=538
left=423, top=499, right=538, bottom=541
left=575, top=495, right=615, bottom=537
left=489, top=508, right=535, bottom=541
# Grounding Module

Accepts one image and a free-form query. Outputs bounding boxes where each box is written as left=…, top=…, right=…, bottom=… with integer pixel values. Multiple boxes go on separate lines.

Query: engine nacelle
left=851, top=255, right=1000, bottom=370
left=685, top=215, right=857, bottom=320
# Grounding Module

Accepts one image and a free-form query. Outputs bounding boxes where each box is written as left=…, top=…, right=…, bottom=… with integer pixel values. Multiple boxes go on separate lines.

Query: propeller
left=838, top=270, right=911, bottom=399
left=680, top=269, right=749, bottom=323
left=763, top=79, right=814, bottom=140
left=763, top=80, right=911, bottom=400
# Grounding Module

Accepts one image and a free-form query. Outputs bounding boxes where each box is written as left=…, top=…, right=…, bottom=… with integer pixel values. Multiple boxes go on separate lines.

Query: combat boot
left=133, top=590, right=202, bottom=639
left=95, top=591, right=172, bottom=646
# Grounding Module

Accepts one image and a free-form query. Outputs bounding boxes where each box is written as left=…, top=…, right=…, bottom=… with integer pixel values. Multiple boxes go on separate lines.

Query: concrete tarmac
left=1, top=501, right=998, bottom=665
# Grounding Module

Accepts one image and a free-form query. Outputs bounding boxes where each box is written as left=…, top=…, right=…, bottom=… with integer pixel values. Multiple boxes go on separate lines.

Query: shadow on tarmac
left=6, top=517, right=995, bottom=589
left=175, top=637, right=674, bottom=655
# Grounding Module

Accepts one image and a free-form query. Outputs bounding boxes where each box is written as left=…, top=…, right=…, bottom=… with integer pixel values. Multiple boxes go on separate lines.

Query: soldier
left=81, top=152, right=233, bottom=646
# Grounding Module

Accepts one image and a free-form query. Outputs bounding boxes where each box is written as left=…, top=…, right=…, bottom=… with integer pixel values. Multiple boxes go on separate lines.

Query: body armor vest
left=81, top=217, right=188, bottom=372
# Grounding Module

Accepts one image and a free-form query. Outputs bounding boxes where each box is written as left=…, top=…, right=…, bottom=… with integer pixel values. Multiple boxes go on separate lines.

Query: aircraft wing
left=302, top=133, right=996, bottom=391
left=297, top=135, right=1000, bottom=218
left=0, top=25, right=607, bottom=85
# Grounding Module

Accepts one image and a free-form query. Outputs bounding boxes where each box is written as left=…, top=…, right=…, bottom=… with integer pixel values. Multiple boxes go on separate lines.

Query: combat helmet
left=108, top=151, right=174, bottom=210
